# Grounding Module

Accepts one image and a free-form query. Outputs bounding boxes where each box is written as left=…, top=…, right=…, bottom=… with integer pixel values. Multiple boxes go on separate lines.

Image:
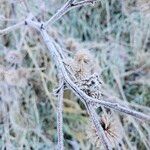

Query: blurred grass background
left=0, top=0, right=150, bottom=149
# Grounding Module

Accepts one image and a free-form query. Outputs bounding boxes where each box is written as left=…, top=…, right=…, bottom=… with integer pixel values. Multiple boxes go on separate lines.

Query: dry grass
left=0, top=0, right=150, bottom=149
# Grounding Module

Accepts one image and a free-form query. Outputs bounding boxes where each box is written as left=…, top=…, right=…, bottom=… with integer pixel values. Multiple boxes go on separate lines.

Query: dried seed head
left=77, top=73, right=102, bottom=100
left=67, top=49, right=102, bottom=102
left=5, top=50, right=23, bottom=65
left=86, top=113, right=122, bottom=148
left=73, top=49, right=99, bottom=80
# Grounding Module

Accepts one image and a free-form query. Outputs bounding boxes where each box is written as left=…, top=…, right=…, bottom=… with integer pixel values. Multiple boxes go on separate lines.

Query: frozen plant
left=0, top=0, right=150, bottom=150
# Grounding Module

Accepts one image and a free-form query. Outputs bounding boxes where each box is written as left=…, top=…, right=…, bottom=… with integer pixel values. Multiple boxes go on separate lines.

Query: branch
left=87, top=104, right=112, bottom=150
left=65, top=76, right=150, bottom=121
left=0, top=0, right=96, bottom=34
left=39, top=28, right=150, bottom=122
left=44, top=0, right=96, bottom=28
left=0, top=21, right=24, bottom=35
left=56, top=80, right=64, bottom=150
left=0, top=14, right=35, bottom=35
left=1, top=2, right=149, bottom=149
left=4, top=5, right=148, bottom=122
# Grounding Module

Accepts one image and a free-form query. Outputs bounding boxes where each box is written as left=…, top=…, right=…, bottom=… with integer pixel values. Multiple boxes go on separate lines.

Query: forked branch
left=44, top=0, right=96, bottom=27
left=39, top=29, right=150, bottom=122
left=1, top=1, right=150, bottom=150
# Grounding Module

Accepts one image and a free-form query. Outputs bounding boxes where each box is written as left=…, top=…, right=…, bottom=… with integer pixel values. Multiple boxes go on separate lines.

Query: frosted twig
left=0, top=0, right=96, bottom=35
left=0, top=13, right=35, bottom=35
left=1, top=1, right=150, bottom=149
left=87, top=104, right=112, bottom=150
left=0, top=21, right=24, bottom=35
left=44, top=0, right=96, bottom=28
left=56, top=79, right=64, bottom=150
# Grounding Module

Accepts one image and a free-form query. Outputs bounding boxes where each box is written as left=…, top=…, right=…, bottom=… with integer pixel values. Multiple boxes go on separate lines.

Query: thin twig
left=0, top=13, right=35, bottom=35
left=1, top=1, right=150, bottom=149
left=87, top=104, right=112, bottom=150
left=56, top=79, right=64, bottom=150
left=0, top=21, right=24, bottom=35
left=44, top=0, right=96, bottom=28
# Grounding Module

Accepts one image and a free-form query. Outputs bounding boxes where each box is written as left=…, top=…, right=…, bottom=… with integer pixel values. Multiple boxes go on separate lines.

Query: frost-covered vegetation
left=0, top=0, right=150, bottom=150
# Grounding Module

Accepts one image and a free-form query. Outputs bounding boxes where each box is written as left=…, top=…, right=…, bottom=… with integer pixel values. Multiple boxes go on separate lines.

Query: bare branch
left=1, top=1, right=149, bottom=150
left=1, top=1, right=148, bottom=148
left=87, top=104, right=112, bottom=150
left=56, top=80, right=64, bottom=150
left=0, top=0, right=97, bottom=35
left=71, top=0, right=96, bottom=7
left=0, top=13, right=35, bottom=35
left=39, top=28, right=150, bottom=122
left=0, top=21, right=24, bottom=35
left=44, top=0, right=96, bottom=28
left=65, top=76, right=150, bottom=121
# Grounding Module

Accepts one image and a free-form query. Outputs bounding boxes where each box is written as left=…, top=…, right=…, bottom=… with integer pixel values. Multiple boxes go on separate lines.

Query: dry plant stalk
left=56, top=81, right=64, bottom=150
left=0, top=0, right=150, bottom=150
left=87, top=113, right=122, bottom=148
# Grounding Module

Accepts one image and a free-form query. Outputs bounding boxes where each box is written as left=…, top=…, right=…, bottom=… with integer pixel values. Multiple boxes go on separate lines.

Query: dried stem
left=0, top=21, right=24, bottom=35
left=39, top=28, right=150, bottom=122
left=44, top=0, right=96, bottom=28
left=56, top=80, right=64, bottom=150
left=87, top=104, right=112, bottom=150
left=0, top=0, right=96, bottom=34
left=1, top=1, right=150, bottom=149
left=23, top=18, right=150, bottom=149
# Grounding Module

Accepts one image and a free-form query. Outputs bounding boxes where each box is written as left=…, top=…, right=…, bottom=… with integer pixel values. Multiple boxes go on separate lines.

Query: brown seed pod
left=86, top=113, right=122, bottom=148
left=72, top=49, right=99, bottom=80
left=66, top=49, right=102, bottom=102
